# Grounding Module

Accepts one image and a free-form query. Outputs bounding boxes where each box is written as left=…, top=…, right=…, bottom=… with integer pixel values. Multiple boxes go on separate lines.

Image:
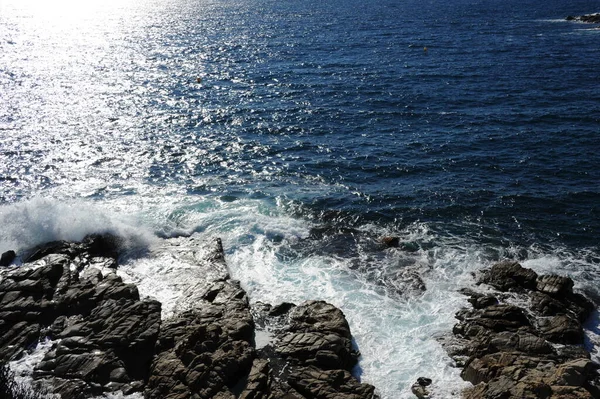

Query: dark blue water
left=142, top=0, right=600, bottom=248
left=2, top=0, right=599, bottom=247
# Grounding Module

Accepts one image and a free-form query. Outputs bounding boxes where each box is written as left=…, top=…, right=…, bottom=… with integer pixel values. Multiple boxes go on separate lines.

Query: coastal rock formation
left=0, top=250, right=16, bottom=267
left=566, top=13, right=600, bottom=24
left=250, top=300, right=376, bottom=399
left=0, top=236, right=160, bottom=397
left=0, top=234, right=377, bottom=399
left=444, top=261, right=600, bottom=398
left=145, top=279, right=254, bottom=399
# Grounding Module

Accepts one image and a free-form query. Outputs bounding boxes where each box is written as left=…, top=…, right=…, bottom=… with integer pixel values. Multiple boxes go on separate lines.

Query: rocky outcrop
left=566, top=13, right=600, bottom=24
left=248, top=301, right=377, bottom=399
left=0, top=235, right=160, bottom=397
left=0, top=250, right=16, bottom=267
left=0, top=235, right=377, bottom=399
left=145, top=280, right=254, bottom=399
left=443, top=261, right=600, bottom=398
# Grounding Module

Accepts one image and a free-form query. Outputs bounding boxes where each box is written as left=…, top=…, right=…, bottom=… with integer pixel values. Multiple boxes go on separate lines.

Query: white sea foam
left=90, top=392, right=144, bottom=399
left=223, top=223, right=482, bottom=398
left=114, top=196, right=600, bottom=398
left=8, top=338, right=59, bottom=398
left=0, top=197, right=156, bottom=254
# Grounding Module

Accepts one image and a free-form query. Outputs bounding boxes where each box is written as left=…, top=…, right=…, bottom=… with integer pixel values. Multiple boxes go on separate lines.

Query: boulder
left=537, top=275, right=573, bottom=297
left=411, top=377, right=432, bottom=399
left=0, top=250, right=16, bottom=267
left=480, top=260, right=538, bottom=291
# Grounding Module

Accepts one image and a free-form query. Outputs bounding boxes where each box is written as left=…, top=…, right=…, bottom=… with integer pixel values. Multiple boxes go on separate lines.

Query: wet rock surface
left=444, top=261, right=600, bottom=398
left=250, top=301, right=376, bottom=399
left=566, top=13, right=600, bottom=24
left=0, top=235, right=377, bottom=399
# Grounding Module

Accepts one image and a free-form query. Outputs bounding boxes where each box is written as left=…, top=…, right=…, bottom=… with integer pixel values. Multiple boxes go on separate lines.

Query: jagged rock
left=238, top=359, right=270, bottom=399
left=286, top=365, right=376, bottom=399
left=145, top=280, right=254, bottom=399
left=446, top=261, right=598, bottom=399
left=566, top=13, right=600, bottom=23
left=454, top=304, right=531, bottom=337
left=460, top=288, right=499, bottom=309
left=537, top=275, right=573, bottom=297
left=0, top=250, right=16, bottom=267
left=490, top=331, right=553, bottom=355
left=411, top=377, right=432, bottom=399
left=537, top=315, right=583, bottom=344
left=249, top=300, right=377, bottom=399
left=0, top=234, right=161, bottom=396
left=81, top=234, right=121, bottom=259
left=546, top=358, right=596, bottom=386
left=480, top=260, right=538, bottom=291
left=381, top=236, right=400, bottom=247
left=277, top=301, right=358, bottom=370
left=24, top=241, right=77, bottom=263
left=1, top=235, right=377, bottom=399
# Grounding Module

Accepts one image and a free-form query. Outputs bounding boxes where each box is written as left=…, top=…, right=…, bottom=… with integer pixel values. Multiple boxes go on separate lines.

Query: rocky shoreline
left=1, top=235, right=599, bottom=398
left=0, top=234, right=376, bottom=399
left=441, top=261, right=600, bottom=398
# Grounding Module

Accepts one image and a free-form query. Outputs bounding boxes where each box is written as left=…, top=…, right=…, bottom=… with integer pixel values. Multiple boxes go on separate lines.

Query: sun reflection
left=1, top=0, right=138, bottom=26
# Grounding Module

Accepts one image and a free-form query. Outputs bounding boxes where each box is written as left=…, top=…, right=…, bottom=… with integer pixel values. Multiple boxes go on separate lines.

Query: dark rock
left=381, top=236, right=399, bottom=247
left=0, top=237, right=160, bottom=397
left=275, top=301, right=358, bottom=371
left=24, top=241, right=76, bottom=263
left=0, top=250, right=16, bottom=267
left=380, top=237, right=420, bottom=252
left=417, top=377, right=432, bottom=386
left=269, top=302, right=295, bottom=316
left=455, top=304, right=531, bottom=335
left=536, top=274, right=573, bottom=297
left=248, top=300, right=376, bottom=399
left=81, top=234, right=121, bottom=258
left=446, top=261, right=598, bottom=399
left=411, top=376, right=433, bottom=398
left=238, top=358, right=270, bottom=399
left=480, top=260, right=538, bottom=291
left=1, top=236, right=377, bottom=399
left=537, top=314, right=583, bottom=344
left=286, top=365, right=376, bottom=399
left=566, top=13, right=600, bottom=23
left=145, top=280, right=254, bottom=399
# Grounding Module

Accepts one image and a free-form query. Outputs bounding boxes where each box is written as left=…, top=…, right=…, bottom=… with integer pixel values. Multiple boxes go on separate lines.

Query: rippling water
left=1, top=0, right=599, bottom=397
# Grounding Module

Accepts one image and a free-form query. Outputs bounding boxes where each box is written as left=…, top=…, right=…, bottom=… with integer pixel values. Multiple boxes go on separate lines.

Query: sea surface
left=1, top=0, right=599, bottom=397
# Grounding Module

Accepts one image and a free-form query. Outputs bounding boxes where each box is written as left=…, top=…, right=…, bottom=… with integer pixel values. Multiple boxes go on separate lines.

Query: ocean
left=1, top=0, right=599, bottom=397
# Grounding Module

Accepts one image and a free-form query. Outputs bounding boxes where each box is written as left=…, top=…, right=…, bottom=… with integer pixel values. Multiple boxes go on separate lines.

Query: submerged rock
left=444, top=260, right=600, bottom=399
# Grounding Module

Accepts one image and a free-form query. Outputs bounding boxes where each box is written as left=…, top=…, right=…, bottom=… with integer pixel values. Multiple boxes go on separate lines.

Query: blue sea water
left=1, top=0, right=599, bottom=397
